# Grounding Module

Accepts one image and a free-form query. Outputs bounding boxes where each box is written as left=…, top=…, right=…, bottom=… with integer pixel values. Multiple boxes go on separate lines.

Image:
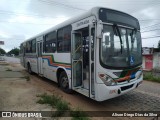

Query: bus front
left=95, top=8, right=143, bottom=101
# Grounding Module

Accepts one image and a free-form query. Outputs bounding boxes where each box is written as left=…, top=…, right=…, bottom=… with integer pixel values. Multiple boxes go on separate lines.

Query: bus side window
left=26, top=41, right=32, bottom=53
left=57, top=29, right=63, bottom=52
left=57, top=25, right=72, bottom=52
left=45, top=31, right=57, bottom=53
left=31, top=39, right=36, bottom=53
left=63, top=25, right=71, bottom=52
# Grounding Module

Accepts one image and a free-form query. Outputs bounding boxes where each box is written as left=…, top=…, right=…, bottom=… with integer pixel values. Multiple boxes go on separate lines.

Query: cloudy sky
left=0, top=0, right=160, bottom=52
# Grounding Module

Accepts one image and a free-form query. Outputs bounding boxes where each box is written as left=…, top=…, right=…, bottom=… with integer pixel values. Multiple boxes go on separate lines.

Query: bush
left=143, top=72, right=160, bottom=83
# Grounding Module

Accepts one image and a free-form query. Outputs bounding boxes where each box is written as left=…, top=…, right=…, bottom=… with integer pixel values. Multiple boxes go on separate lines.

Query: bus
left=20, top=7, right=143, bottom=101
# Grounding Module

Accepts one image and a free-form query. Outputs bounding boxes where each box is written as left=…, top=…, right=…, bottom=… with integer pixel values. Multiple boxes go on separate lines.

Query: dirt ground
left=0, top=62, right=159, bottom=120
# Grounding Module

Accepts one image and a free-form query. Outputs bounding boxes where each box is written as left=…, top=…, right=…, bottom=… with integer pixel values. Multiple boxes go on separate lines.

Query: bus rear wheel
left=27, top=63, right=32, bottom=74
left=59, top=71, right=72, bottom=93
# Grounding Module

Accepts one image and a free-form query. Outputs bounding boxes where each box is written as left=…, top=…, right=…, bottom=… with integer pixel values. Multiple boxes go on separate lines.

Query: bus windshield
left=100, top=24, right=142, bottom=69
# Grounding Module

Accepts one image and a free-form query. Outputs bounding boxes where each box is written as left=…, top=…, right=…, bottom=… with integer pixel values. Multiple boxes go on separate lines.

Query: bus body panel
left=19, top=7, right=142, bottom=101
left=72, top=16, right=96, bottom=31
left=42, top=53, right=71, bottom=82
left=95, top=76, right=143, bottom=101
left=94, top=38, right=143, bottom=101
left=24, top=54, right=38, bottom=73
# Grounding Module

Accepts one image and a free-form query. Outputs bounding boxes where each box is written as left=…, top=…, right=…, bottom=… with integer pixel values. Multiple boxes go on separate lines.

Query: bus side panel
left=42, top=53, right=71, bottom=82
left=30, top=57, right=38, bottom=73
left=25, top=54, right=38, bottom=73
left=42, top=55, right=57, bottom=81
left=54, top=53, right=71, bottom=81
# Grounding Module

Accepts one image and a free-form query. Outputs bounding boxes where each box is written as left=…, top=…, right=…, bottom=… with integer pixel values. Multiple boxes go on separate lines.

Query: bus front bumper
left=95, top=76, right=143, bottom=101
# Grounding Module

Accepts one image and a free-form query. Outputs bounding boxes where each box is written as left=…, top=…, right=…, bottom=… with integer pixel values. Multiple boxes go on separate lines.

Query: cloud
left=0, top=0, right=160, bottom=51
left=0, top=34, right=25, bottom=52
left=0, top=30, right=10, bottom=38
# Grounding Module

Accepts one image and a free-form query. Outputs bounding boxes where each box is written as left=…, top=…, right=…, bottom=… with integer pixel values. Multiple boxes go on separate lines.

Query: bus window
left=31, top=39, right=36, bottom=53
left=45, top=31, right=56, bottom=53
left=57, top=25, right=72, bottom=52
left=26, top=41, right=32, bottom=53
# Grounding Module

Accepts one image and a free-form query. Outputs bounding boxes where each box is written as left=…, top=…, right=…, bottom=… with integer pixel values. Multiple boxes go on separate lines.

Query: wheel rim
left=61, top=76, right=68, bottom=89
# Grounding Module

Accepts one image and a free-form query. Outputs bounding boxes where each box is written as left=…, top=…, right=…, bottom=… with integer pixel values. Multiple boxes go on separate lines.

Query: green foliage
left=71, top=108, right=90, bottom=120
left=37, top=93, right=70, bottom=117
left=0, top=48, right=6, bottom=54
left=24, top=76, right=30, bottom=81
left=157, top=40, right=160, bottom=49
left=6, top=69, right=12, bottom=71
left=144, top=72, right=160, bottom=83
left=55, top=100, right=70, bottom=111
left=158, top=40, right=160, bottom=49
left=8, top=47, right=20, bottom=56
left=37, top=93, right=90, bottom=120
left=37, top=93, right=58, bottom=107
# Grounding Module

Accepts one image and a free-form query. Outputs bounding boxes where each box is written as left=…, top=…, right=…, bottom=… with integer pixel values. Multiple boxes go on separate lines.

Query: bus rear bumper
left=95, top=77, right=143, bottom=101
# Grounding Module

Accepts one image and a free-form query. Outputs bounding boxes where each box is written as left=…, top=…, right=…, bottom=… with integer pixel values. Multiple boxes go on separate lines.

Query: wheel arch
left=56, top=67, right=67, bottom=85
left=27, top=61, right=30, bottom=67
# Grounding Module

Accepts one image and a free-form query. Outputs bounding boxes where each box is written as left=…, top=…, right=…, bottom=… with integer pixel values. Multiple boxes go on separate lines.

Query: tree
left=8, top=47, right=20, bottom=56
left=158, top=40, right=160, bottom=49
left=0, top=48, right=6, bottom=54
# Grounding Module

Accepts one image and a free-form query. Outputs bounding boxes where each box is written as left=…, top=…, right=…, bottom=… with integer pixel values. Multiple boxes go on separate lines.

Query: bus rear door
left=37, top=37, right=43, bottom=75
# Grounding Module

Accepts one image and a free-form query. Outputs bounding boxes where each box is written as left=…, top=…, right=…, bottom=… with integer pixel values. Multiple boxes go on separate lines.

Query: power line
left=141, top=23, right=160, bottom=30
left=0, top=20, right=55, bottom=25
left=1, top=9, right=159, bottom=23
left=38, top=0, right=87, bottom=11
left=139, top=19, right=160, bottom=21
left=0, top=10, right=43, bottom=18
left=0, top=10, right=71, bottom=19
left=141, top=28, right=160, bottom=33
left=142, top=35, right=160, bottom=39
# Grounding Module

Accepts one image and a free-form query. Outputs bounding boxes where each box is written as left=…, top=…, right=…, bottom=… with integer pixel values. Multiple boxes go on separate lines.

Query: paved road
left=104, top=84, right=160, bottom=111
left=2, top=56, right=20, bottom=64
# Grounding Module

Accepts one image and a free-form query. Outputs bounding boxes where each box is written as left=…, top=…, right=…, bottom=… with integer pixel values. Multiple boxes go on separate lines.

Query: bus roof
left=21, top=7, right=138, bottom=43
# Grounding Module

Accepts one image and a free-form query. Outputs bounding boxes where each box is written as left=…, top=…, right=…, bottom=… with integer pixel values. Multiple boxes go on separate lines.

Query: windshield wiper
left=113, top=24, right=123, bottom=54
left=130, top=28, right=137, bottom=52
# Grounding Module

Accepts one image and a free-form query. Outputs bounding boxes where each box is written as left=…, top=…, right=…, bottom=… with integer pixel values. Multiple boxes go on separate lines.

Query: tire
left=27, top=63, right=33, bottom=74
left=59, top=71, right=72, bottom=93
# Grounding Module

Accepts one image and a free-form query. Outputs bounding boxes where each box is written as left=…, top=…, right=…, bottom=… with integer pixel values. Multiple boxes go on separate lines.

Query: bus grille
left=121, top=84, right=134, bottom=91
left=117, top=77, right=135, bottom=83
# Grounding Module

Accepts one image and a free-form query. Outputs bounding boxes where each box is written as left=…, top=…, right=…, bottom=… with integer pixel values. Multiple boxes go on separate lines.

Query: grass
left=36, top=93, right=69, bottom=110
left=24, top=76, right=30, bottom=81
left=6, top=69, right=12, bottom=71
left=0, top=63, right=9, bottom=65
left=37, top=93, right=90, bottom=119
left=20, top=76, right=30, bottom=81
left=71, top=108, right=89, bottom=120
left=37, top=93, right=58, bottom=106
left=143, top=72, right=160, bottom=83
left=37, top=93, right=70, bottom=117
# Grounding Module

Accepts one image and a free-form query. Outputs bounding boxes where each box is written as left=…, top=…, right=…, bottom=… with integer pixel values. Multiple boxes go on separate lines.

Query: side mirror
left=97, top=21, right=103, bottom=38
left=105, top=36, right=109, bottom=45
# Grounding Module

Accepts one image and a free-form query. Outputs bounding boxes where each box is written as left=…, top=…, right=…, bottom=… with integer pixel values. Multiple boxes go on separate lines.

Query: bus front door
left=72, top=32, right=84, bottom=90
left=72, top=26, right=95, bottom=98
left=37, top=41, right=43, bottom=75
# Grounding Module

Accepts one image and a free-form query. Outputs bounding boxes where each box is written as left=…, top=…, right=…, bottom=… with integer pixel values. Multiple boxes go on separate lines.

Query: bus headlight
left=99, top=73, right=117, bottom=86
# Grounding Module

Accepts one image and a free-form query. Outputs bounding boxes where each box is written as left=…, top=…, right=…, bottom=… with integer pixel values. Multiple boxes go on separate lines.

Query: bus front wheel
left=59, top=71, right=72, bottom=93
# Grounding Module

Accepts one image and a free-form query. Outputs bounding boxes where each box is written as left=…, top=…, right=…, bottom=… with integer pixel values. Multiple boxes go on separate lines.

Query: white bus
left=20, top=7, right=143, bottom=101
